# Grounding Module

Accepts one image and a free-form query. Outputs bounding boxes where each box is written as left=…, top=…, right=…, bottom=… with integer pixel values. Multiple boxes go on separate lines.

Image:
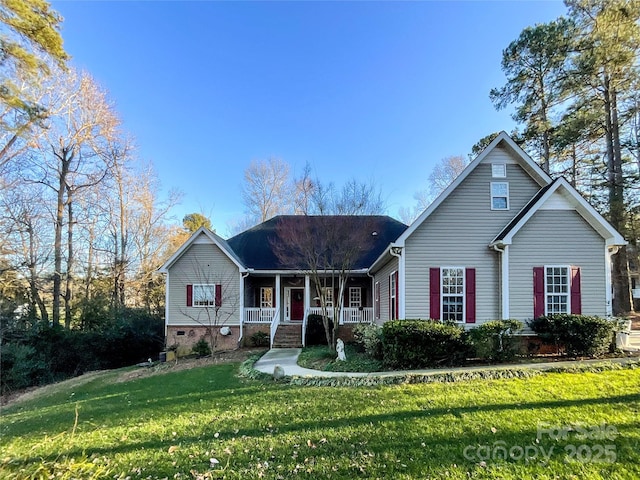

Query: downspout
left=238, top=271, right=250, bottom=347
left=605, top=245, right=620, bottom=317
left=492, top=244, right=509, bottom=319
left=164, top=271, right=170, bottom=345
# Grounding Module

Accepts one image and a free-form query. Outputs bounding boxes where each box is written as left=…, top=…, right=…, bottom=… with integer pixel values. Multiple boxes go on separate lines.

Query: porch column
left=275, top=274, right=281, bottom=319
left=239, top=273, right=245, bottom=324
left=304, top=275, right=310, bottom=314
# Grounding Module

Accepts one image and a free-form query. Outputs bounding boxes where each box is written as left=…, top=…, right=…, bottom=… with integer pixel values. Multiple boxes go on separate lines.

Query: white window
left=441, top=267, right=464, bottom=322
left=322, top=287, right=334, bottom=307
left=492, top=163, right=507, bottom=178
left=491, top=182, right=509, bottom=210
left=546, top=266, right=570, bottom=314
left=349, top=287, right=362, bottom=308
left=193, top=284, right=217, bottom=307
left=260, top=287, right=273, bottom=308
left=390, top=271, right=398, bottom=320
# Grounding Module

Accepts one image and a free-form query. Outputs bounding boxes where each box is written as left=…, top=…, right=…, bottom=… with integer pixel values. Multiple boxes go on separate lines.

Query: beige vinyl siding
left=167, top=243, right=241, bottom=326
left=404, top=147, right=541, bottom=322
left=373, top=257, right=399, bottom=325
left=509, top=210, right=607, bottom=321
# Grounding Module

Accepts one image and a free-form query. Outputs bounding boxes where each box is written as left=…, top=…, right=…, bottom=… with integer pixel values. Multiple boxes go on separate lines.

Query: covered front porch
left=240, top=273, right=374, bottom=347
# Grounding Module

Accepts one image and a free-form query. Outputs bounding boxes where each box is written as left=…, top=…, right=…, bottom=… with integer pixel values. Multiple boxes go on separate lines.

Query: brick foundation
left=166, top=325, right=241, bottom=356
left=242, top=324, right=271, bottom=347
left=518, top=335, right=562, bottom=355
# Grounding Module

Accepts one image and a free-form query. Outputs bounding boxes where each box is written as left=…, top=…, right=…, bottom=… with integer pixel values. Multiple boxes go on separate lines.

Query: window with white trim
left=491, top=182, right=509, bottom=210
left=260, top=287, right=273, bottom=308
left=492, top=163, right=506, bottom=178
left=322, top=287, right=334, bottom=307
left=349, top=287, right=362, bottom=308
left=545, top=266, right=570, bottom=314
left=441, top=267, right=464, bottom=322
left=390, top=271, right=398, bottom=320
left=193, top=284, right=217, bottom=307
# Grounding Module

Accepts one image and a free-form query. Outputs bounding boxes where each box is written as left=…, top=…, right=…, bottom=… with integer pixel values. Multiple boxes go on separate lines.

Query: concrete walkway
left=252, top=348, right=640, bottom=379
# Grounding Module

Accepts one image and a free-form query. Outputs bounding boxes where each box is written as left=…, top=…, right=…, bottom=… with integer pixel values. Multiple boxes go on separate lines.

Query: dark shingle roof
left=227, top=215, right=408, bottom=270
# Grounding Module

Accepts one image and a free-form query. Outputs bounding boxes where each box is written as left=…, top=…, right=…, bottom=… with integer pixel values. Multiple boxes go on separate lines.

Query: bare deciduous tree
left=29, top=68, right=119, bottom=327
left=400, top=155, right=468, bottom=224
left=273, top=215, right=378, bottom=350
left=242, top=157, right=291, bottom=223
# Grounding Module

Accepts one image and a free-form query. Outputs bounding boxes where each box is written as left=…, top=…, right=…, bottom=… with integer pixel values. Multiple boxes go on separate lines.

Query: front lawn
left=1, top=360, right=639, bottom=479
left=297, top=345, right=384, bottom=372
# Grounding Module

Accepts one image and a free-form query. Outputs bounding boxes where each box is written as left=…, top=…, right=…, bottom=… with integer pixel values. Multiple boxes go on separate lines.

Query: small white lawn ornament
left=336, top=338, right=347, bottom=362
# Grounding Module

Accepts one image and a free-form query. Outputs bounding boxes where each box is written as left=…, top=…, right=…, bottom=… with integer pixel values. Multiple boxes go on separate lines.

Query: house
left=159, top=132, right=626, bottom=352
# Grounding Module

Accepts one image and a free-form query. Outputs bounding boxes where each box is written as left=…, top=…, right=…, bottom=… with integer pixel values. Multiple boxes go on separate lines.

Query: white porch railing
left=244, top=307, right=276, bottom=323
left=341, top=307, right=374, bottom=324
left=306, top=306, right=374, bottom=324
left=269, top=307, right=281, bottom=348
left=308, top=306, right=336, bottom=318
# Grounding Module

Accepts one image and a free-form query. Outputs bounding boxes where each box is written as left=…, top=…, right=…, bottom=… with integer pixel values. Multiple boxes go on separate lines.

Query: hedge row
left=1, top=309, right=164, bottom=394
left=352, top=315, right=620, bottom=370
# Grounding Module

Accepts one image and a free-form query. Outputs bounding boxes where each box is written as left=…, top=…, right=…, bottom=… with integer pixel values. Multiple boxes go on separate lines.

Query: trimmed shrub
left=249, top=330, right=269, bottom=347
left=352, top=323, right=383, bottom=359
left=305, top=314, right=334, bottom=346
left=468, top=319, right=523, bottom=362
left=382, top=320, right=471, bottom=369
left=192, top=337, right=212, bottom=357
left=528, top=314, right=616, bottom=357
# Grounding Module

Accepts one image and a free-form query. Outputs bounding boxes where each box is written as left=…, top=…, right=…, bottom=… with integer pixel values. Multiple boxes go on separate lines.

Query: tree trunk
left=64, top=197, right=74, bottom=328
left=603, top=74, right=632, bottom=314
left=27, top=224, right=48, bottom=323
left=52, top=146, right=72, bottom=326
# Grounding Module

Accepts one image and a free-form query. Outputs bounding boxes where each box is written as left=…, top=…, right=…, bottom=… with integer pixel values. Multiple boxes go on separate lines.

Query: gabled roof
left=158, top=226, right=246, bottom=273
left=394, top=131, right=553, bottom=246
left=491, top=177, right=626, bottom=247
left=227, top=215, right=408, bottom=270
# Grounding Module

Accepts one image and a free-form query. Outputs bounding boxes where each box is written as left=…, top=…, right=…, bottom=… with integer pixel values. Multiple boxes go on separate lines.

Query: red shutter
left=429, top=268, right=440, bottom=320
left=186, top=284, right=193, bottom=307
left=570, top=266, right=581, bottom=314
left=533, top=267, right=545, bottom=318
left=215, top=284, right=222, bottom=307
left=465, top=268, right=476, bottom=323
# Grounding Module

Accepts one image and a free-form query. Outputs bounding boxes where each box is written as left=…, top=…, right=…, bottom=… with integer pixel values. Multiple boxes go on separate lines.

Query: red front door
left=290, top=288, right=304, bottom=321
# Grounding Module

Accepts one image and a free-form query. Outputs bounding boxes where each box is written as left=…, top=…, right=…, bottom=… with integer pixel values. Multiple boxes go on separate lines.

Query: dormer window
left=492, top=163, right=506, bottom=178
left=491, top=182, right=509, bottom=210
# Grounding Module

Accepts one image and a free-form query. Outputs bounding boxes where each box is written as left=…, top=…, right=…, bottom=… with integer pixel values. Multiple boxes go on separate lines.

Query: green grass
left=297, top=345, right=384, bottom=372
left=1, top=361, right=639, bottom=479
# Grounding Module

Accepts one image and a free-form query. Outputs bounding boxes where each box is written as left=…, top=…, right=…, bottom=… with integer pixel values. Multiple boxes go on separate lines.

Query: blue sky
left=52, top=1, right=567, bottom=236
